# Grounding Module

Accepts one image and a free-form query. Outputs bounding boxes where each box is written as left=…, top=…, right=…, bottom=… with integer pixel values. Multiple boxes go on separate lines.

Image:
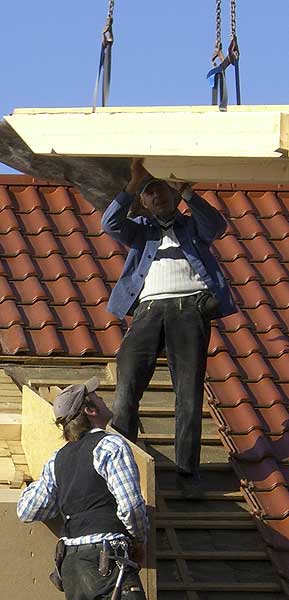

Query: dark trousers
left=61, top=545, right=146, bottom=600
left=112, top=296, right=211, bottom=476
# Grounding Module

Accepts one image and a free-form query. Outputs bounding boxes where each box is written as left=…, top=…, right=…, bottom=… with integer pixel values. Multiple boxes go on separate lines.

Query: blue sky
left=0, top=0, right=289, bottom=172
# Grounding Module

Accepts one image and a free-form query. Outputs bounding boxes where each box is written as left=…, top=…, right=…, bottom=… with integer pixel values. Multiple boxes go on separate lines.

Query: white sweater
left=139, top=226, right=207, bottom=302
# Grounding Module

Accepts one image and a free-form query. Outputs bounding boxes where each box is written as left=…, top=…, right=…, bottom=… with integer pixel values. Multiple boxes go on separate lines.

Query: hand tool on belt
left=99, top=540, right=140, bottom=600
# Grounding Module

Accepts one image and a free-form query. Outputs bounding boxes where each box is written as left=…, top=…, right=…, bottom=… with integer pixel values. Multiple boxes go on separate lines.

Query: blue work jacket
left=101, top=190, right=237, bottom=319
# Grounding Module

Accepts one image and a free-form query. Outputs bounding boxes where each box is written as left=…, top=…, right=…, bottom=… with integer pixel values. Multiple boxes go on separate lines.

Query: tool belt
left=49, top=539, right=141, bottom=599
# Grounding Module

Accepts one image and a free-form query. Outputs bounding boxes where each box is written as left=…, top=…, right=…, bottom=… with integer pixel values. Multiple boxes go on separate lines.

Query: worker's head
left=139, top=177, right=179, bottom=220
left=54, top=376, right=112, bottom=442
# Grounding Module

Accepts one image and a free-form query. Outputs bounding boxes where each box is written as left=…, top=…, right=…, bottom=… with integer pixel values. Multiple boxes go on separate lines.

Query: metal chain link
left=215, top=0, right=222, bottom=49
left=231, top=0, right=236, bottom=37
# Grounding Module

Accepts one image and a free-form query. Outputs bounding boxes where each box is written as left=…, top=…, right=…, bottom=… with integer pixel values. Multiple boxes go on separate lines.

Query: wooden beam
left=5, top=107, right=289, bottom=158
left=0, top=414, right=21, bottom=441
left=144, top=155, right=289, bottom=184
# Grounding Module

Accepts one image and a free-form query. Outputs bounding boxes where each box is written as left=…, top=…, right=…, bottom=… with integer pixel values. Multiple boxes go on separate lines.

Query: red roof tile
left=0, top=324, right=29, bottom=354
left=207, top=378, right=250, bottom=407
left=222, top=258, right=259, bottom=285
left=261, top=215, right=289, bottom=240
left=75, top=278, right=110, bottom=304
left=0, top=300, right=22, bottom=327
left=29, top=325, right=65, bottom=355
left=245, top=305, right=281, bottom=332
left=40, top=186, right=75, bottom=212
left=13, top=277, right=48, bottom=303
left=0, top=277, right=15, bottom=302
left=233, top=281, right=270, bottom=308
left=272, top=238, right=289, bottom=261
left=49, top=210, right=84, bottom=234
left=5, top=254, right=36, bottom=279
left=19, top=209, right=52, bottom=234
left=231, top=214, right=264, bottom=239
left=256, top=404, right=289, bottom=435
left=221, top=191, right=255, bottom=218
left=254, top=259, right=289, bottom=285
left=0, top=208, right=19, bottom=233
left=266, top=282, right=289, bottom=308
left=26, top=231, right=60, bottom=256
left=236, top=355, right=273, bottom=382
left=22, top=301, right=56, bottom=327
left=239, top=459, right=287, bottom=492
left=242, top=236, right=277, bottom=261
left=11, top=186, right=43, bottom=212
left=44, top=277, right=79, bottom=304
left=223, top=329, right=260, bottom=356
left=34, top=255, right=68, bottom=280
left=248, top=191, right=284, bottom=218
left=57, top=232, right=91, bottom=257
left=0, top=187, right=14, bottom=210
left=258, top=329, right=289, bottom=357
left=0, top=230, right=29, bottom=254
left=248, top=380, right=286, bottom=407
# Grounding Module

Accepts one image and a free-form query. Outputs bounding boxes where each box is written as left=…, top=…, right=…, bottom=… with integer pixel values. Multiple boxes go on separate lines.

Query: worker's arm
left=101, top=192, right=141, bottom=246
left=16, top=452, right=59, bottom=522
left=101, top=158, right=148, bottom=247
left=93, top=434, right=148, bottom=545
left=174, top=183, right=227, bottom=244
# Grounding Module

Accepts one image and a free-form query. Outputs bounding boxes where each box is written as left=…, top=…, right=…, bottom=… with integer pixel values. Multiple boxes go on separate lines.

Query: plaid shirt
left=17, top=429, right=148, bottom=545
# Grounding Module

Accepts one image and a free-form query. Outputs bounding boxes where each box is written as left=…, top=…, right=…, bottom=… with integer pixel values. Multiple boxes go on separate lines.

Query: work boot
left=176, top=470, right=205, bottom=500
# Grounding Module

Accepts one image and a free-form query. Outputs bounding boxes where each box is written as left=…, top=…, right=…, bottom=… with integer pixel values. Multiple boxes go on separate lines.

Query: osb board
left=21, top=386, right=65, bottom=480
left=0, top=500, right=61, bottom=600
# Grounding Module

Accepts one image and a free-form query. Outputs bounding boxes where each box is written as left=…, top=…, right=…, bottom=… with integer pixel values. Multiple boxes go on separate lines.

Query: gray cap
left=54, top=376, right=99, bottom=421
left=139, top=175, right=166, bottom=195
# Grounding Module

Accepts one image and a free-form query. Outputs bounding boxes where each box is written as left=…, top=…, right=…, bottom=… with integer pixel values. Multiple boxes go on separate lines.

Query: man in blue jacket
left=102, top=159, right=237, bottom=498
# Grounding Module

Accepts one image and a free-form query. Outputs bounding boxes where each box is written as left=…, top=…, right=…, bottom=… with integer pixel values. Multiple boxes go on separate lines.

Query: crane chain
left=230, top=0, right=237, bottom=37
left=107, top=0, right=115, bottom=21
left=215, top=0, right=222, bottom=51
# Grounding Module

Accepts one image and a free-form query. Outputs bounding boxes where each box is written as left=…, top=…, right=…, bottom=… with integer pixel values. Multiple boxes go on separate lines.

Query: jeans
left=112, top=295, right=211, bottom=476
left=61, top=545, right=146, bottom=600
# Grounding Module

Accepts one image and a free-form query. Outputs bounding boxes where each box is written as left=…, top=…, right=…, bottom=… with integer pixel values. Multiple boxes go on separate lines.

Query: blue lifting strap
left=207, top=65, right=228, bottom=112
left=92, top=3, right=114, bottom=111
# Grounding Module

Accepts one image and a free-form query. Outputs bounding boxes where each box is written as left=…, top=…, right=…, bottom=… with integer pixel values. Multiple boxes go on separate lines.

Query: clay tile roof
left=0, top=177, right=125, bottom=357
left=203, top=184, right=289, bottom=581
left=0, top=175, right=289, bottom=580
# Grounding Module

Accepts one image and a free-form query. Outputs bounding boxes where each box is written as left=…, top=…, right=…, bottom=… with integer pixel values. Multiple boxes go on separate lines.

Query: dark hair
left=56, top=397, right=98, bottom=442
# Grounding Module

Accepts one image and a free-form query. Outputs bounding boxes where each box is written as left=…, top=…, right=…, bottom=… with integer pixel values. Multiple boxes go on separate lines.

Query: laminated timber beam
left=5, top=105, right=289, bottom=158
left=1, top=105, right=289, bottom=209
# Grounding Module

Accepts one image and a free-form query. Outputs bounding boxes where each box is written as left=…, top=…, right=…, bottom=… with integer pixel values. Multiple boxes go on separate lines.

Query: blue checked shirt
left=17, top=429, right=148, bottom=545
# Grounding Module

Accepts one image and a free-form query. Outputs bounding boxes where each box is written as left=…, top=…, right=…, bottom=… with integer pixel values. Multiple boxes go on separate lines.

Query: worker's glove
left=196, top=291, right=220, bottom=319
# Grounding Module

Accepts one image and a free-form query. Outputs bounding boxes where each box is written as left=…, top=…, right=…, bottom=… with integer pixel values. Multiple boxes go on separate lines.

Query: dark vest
left=54, top=431, right=129, bottom=538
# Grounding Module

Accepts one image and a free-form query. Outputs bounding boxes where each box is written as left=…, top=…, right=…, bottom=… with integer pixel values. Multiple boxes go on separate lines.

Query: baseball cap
left=54, top=376, right=99, bottom=421
left=138, top=175, right=166, bottom=195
